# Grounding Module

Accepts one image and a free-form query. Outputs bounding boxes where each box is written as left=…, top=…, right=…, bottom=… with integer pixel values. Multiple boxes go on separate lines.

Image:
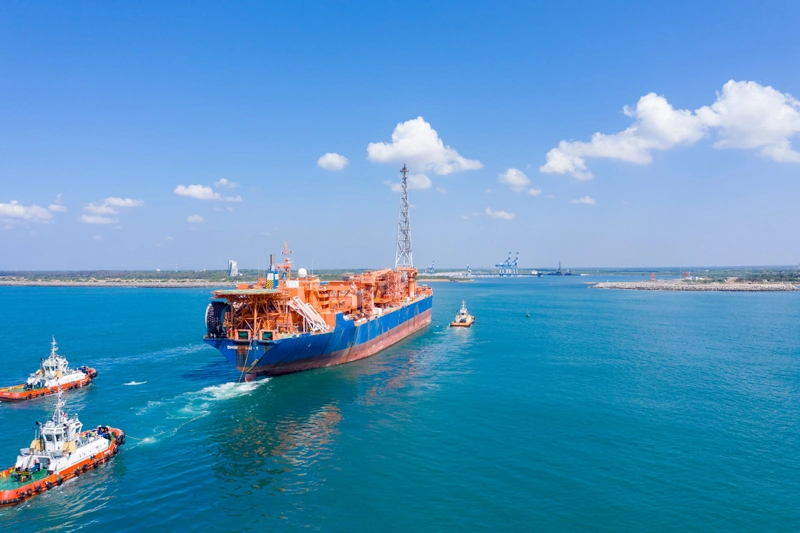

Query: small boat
left=0, top=390, right=125, bottom=507
left=450, top=300, right=475, bottom=327
left=0, top=337, right=97, bottom=402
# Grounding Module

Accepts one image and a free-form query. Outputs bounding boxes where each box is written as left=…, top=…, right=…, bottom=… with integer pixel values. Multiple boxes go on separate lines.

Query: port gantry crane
left=495, top=252, right=519, bottom=276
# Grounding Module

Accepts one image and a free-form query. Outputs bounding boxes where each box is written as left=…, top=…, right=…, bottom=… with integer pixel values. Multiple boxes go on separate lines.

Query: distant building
left=228, top=260, right=238, bottom=277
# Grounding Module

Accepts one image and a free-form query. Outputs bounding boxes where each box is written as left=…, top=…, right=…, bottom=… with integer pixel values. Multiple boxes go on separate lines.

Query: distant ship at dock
left=546, top=261, right=575, bottom=276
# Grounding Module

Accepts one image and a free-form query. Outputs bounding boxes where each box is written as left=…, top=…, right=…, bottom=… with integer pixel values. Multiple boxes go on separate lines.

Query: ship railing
left=287, top=297, right=329, bottom=332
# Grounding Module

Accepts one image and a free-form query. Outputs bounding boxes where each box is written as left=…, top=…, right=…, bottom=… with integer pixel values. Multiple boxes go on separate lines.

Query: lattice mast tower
left=395, top=164, right=413, bottom=269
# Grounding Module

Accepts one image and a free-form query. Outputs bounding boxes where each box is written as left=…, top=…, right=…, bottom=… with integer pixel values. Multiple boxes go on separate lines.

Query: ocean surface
left=0, top=278, right=798, bottom=531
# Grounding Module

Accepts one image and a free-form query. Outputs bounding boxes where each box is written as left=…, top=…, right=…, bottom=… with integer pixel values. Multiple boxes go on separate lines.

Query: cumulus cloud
left=540, top=80, right=800, bottom=179
left=214, top=178, right=238, bottom=188
left=81, top=214, right=118, bottom=224
left=367, top=117, right=482, bottom=175
left=571, top=196, right=596, bottom=205
left=498, top=168, right=531, bottom=192
left=84, top=203, right=118, bottom=215
left=80, top=196, right=143, bottom=224
left=175, top=183, right=241, bottom=202
left=187, top=214, right=204, bottom=223
left=528, top=188, right=542, bottom=196
left=388, top=173, right=432, bottom=192
left=106, top=197, right=144, bottom=208
left=317, top=153, right=349, bottom=171
left=0, top=201, right=53, bottom=224
left=436, top=186, right=447, bottom=194
left=174, top=184, right=221, bottom=200
left=48, top=194, right=67, bottom=212
left=485, top=207, right=516, bottom=220
left=93, top=235, right=102, bottom=240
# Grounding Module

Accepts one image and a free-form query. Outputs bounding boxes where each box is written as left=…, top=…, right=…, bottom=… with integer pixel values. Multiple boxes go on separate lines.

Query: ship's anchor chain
left=237, top=339, right=264, bottom=383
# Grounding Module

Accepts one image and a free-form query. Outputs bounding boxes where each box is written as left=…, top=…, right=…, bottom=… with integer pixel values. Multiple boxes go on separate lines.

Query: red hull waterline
left=246, top=308, right=432, bottom=378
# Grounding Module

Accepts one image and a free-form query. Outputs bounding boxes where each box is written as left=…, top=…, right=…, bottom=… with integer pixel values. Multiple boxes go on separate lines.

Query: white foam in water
left=131, top=379, right=270, bottom=446
left=194, top=379, right=270, bottom=401
left=124, top=381, right=147, bottom=386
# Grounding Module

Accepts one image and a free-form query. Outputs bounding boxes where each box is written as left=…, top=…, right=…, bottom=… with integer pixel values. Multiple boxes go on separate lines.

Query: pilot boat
left=449, top=300, right=475, bottom=327
left=0, top=337, right=97, bottom=402
left=0, top=390, right=125, bottom=507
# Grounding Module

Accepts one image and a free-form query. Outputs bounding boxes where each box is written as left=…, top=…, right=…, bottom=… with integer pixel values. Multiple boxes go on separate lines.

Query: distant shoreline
left=590, top=280, right=799, bottom=292
left=0, top=280, right=236, bottom=288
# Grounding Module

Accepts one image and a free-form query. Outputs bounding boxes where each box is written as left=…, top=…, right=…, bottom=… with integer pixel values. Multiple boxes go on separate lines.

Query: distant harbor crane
left=427, top=261, right=435, bottom=275
left=495, top=252, right=519, bottom=276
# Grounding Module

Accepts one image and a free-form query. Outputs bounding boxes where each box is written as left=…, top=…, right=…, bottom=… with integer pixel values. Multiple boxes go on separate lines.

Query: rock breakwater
left=591, top=280, right=798, bottom=292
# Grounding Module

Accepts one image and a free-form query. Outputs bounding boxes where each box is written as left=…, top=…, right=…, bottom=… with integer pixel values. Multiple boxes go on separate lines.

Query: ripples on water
left=0, top=283, right=798, bottom=531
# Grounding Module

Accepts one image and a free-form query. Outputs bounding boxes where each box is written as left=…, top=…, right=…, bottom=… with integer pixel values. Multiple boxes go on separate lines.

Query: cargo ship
left=203, top=165, right=433, bottom=378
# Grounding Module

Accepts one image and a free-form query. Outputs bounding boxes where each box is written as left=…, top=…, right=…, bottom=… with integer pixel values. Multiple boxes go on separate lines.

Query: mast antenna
left=395, top=164, right=413, bottom=268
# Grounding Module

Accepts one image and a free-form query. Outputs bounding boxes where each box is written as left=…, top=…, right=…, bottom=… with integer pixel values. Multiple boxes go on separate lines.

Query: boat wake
left=130, top=380, right=270, bottom=447
left=124, top=381, right=147, bottom=386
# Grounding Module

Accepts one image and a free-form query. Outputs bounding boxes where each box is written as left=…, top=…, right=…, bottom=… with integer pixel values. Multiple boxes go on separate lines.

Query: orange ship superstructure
left=205, top=244, right=433, bottom=376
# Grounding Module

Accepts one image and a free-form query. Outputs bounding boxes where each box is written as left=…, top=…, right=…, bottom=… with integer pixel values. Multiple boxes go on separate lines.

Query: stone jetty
left=590, top=280, right=798, bottom=292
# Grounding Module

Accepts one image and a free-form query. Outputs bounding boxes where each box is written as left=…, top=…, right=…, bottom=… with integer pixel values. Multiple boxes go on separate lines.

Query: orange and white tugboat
left=449, top=300, right=475, bottom=328
left=0, top=337, right=97, bottom=402
left=0, top=389, right=125, bottom=507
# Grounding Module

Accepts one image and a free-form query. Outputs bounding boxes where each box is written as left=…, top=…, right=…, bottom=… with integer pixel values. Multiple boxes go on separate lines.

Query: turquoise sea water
left=0, top=279, right=798, bottom=531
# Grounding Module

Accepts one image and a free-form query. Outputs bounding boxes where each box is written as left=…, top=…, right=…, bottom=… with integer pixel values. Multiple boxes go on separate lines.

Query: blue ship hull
left=204, top=295, right=433, bottom=376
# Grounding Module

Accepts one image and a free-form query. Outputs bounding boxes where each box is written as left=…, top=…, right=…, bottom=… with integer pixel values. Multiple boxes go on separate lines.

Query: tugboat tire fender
left=46, top=481, right=53, bottom=489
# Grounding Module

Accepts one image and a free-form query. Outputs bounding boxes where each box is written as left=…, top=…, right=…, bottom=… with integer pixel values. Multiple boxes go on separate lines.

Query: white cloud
left=367, top=117, right=482, bottom=175
left=528, top=188, right=542, bottom=196
left=485, top=207, right=516, bottom=220
left=48, top=194, right=67, bottom=212
left=436, top=186, right=447, bottom=194
left=317, top=153, right=349, bottom=171
left=174, top=184, right=221, bottom=200
left=93, top=235, right=102, bottom=240
left=0, top=201, right=53, bottom=223
left=226, top=206, right=234, bottom=212
left=214, top=178, right=238, bottom=188
left=106, top=197, right=144, bottom=208
left=540, top=80, right=800, bottom=179
left=225, top=195, right=242, bottom=202
left=571, top=196, right=596, bottom=205
left=701, top=80, right=800, bottom=162
left=485, top=188, right=492, bottom=194
left=388, top=173, right=432, bottom=192
left=80, top=214, right=118, bottom=224
left=84, top=203, right=118, bottom=215
left=81, top=197, right=142, bottom=224
left=187, top=214, right=204, bottom=223
left=498, top=168, right=531, bottom=192
left=461, top=215, right=469, bottom=220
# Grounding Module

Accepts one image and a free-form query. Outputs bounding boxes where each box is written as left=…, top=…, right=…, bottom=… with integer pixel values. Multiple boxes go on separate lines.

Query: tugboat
left=449, top=300, right=475, bottom=328
left=0, top=389, right=125, bottom=507
left=0, top=337, right=97, bottom=402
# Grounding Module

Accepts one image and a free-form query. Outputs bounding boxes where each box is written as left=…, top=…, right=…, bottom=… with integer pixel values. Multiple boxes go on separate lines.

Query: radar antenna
left=395, top=164, right=413, bottom=268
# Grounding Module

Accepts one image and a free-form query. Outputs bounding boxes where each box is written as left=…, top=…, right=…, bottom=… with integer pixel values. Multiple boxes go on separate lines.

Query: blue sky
left=1, top=1, right=799, bottom=270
